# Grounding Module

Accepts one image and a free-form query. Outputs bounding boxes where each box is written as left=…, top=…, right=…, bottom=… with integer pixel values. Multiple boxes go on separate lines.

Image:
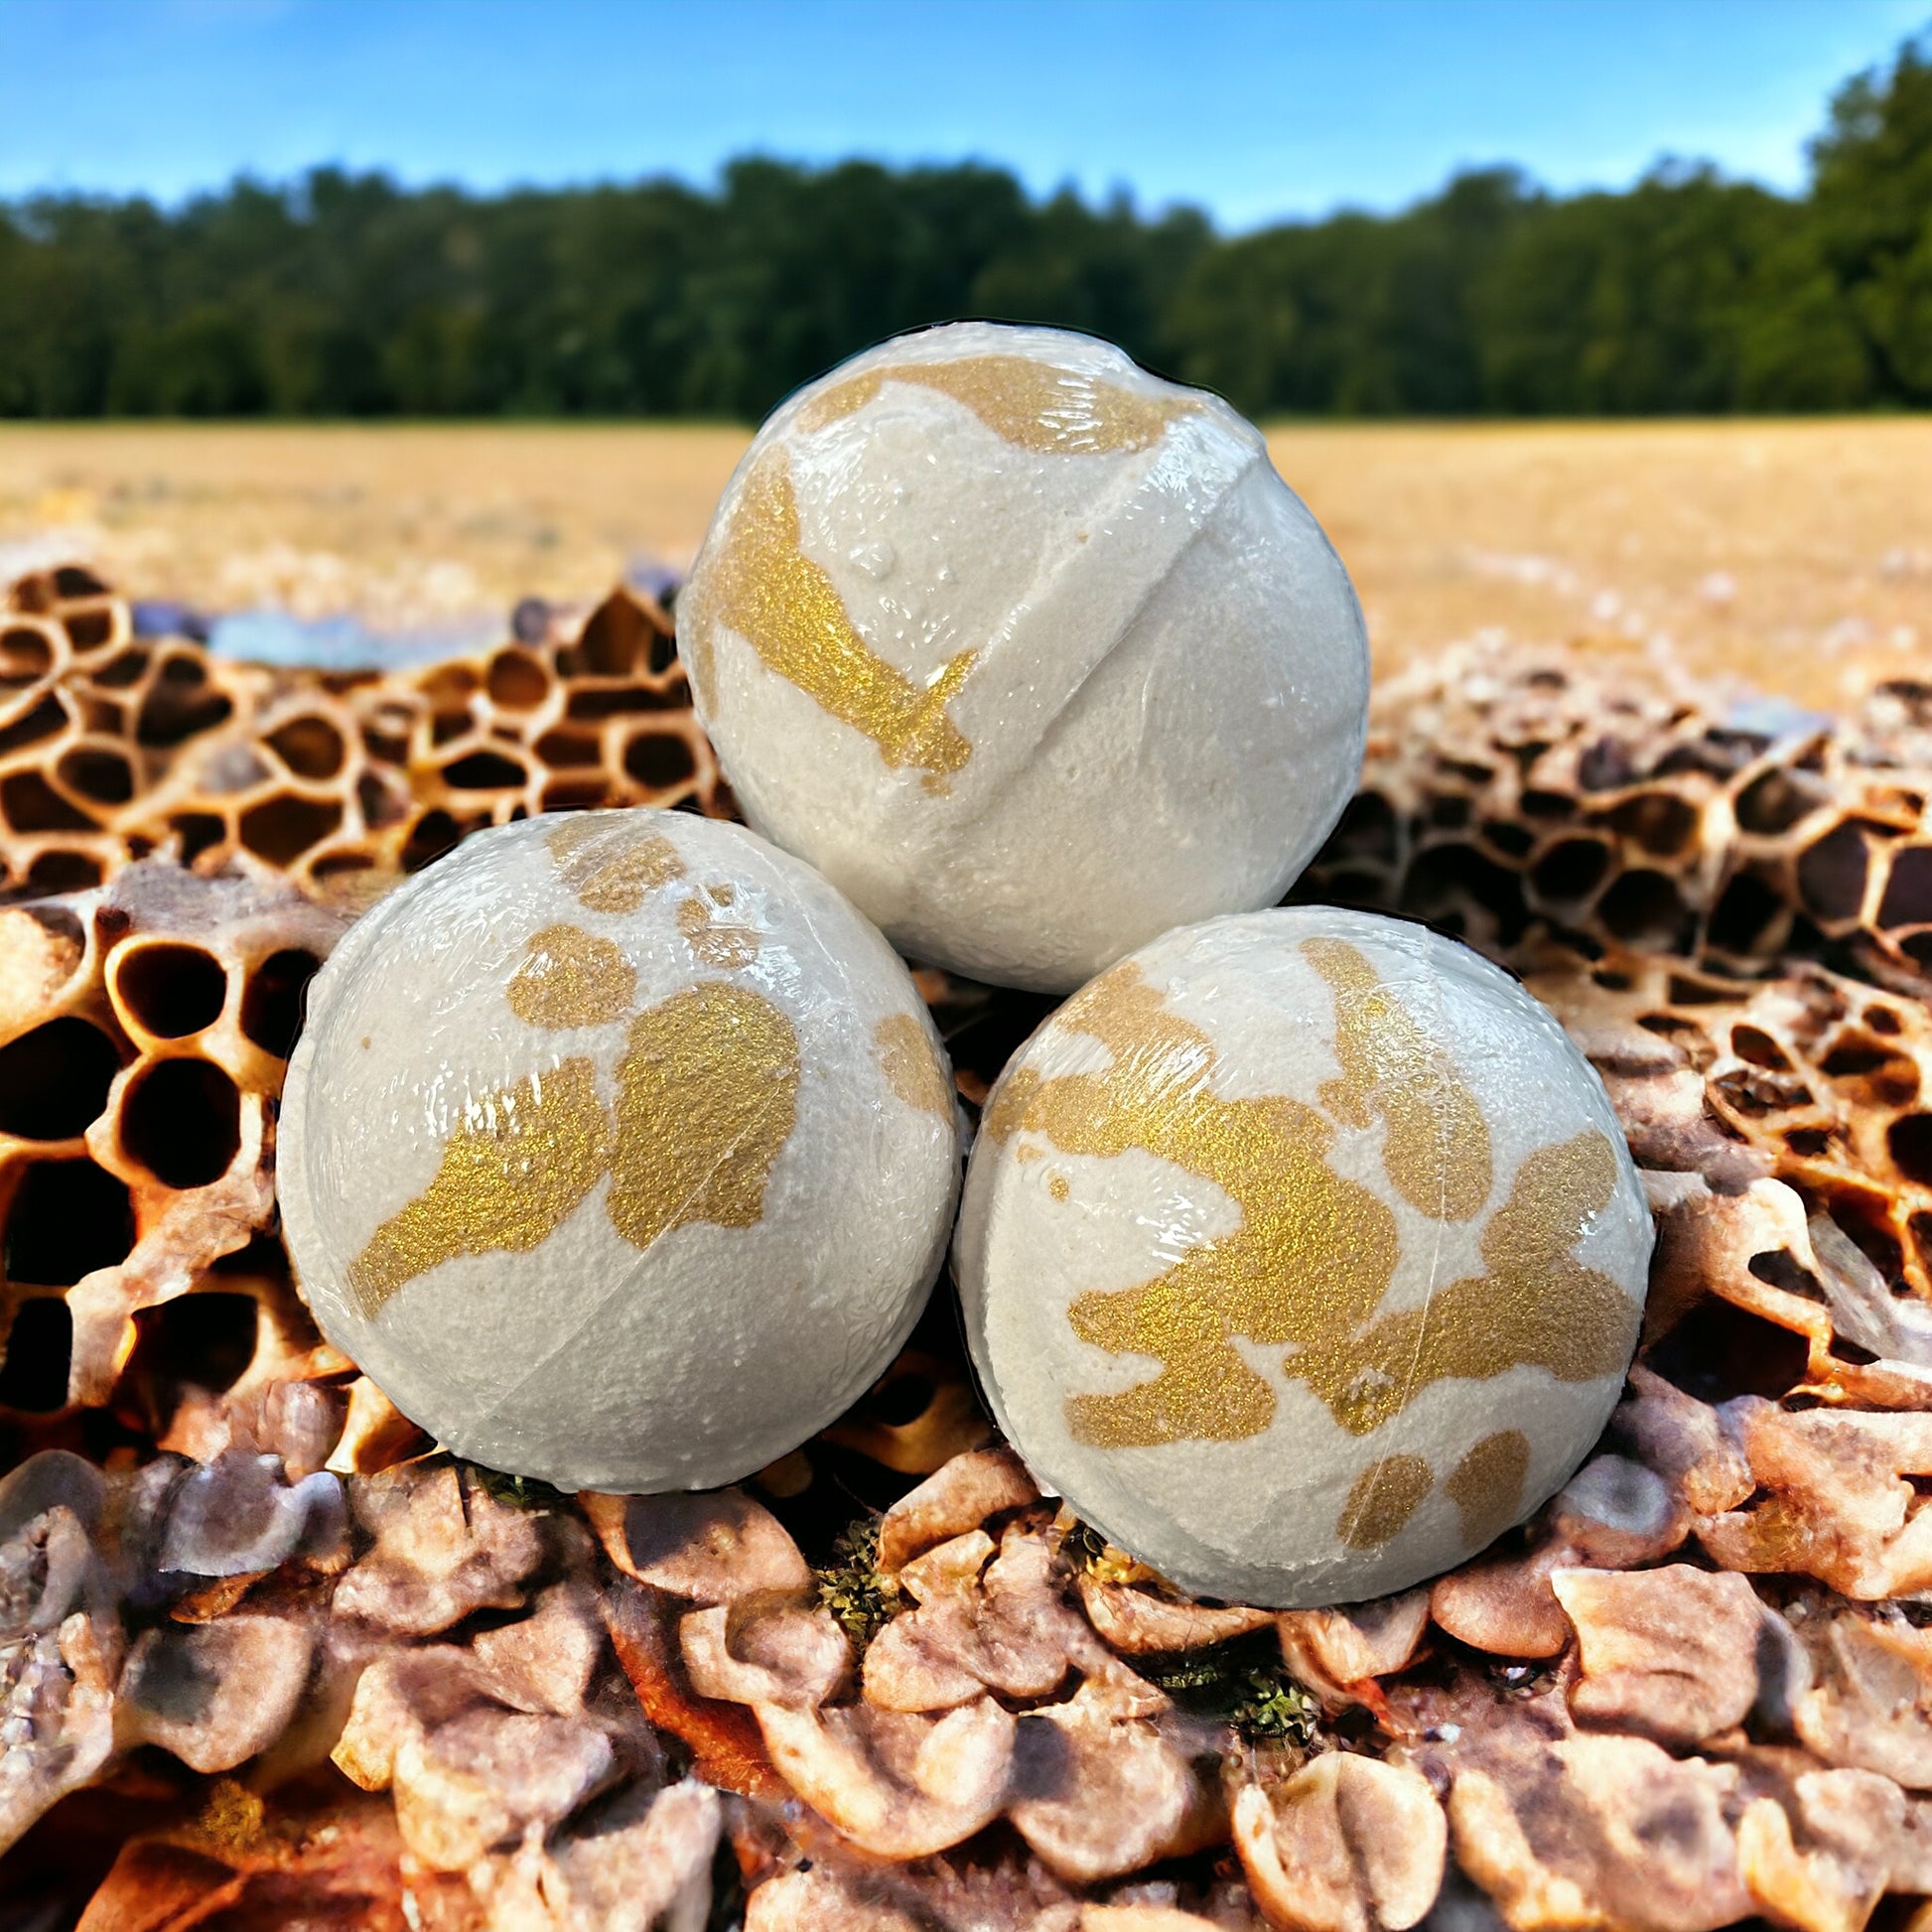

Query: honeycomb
left=1299, top=639, right=1932, bottom=998
left=0, top=856, right=347, bottom=1433
left=1527, top=943, right=1932, bottom=1314
left=5, top=564, right=1932, bottom=1932
left=0, top=564, right=729, bottom=903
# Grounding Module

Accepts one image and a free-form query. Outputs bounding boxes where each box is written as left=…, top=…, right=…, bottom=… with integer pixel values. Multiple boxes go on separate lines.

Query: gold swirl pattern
left=1291, top=1132, right=1629, bottom=1439
left=697, top=355, right=1195, bottom=785
left=608, top=983, right=799, bottom=1253
left=1447, top=1431, right=1532, bottom=1551
left=1305, top=937, right=1492, bottom=1222
left=986, top=949, right=1636, bottom=1550
left=677, top=888, right=762, bottom=968
left=795, top=352, right=1199, bottom=456
left=874, top=1012, right=953, bottom=1118
left=347, top=821, right=807, bottom=1314
left=1337, top=1454, right=1435, bottom=1551
left=346, top=1057, right=612, bottom=1316
left=703, top=447, right=978, bottom=787
left=506, top=923, right=636, bottom=1029
left=547, top=817, right=685, bottom=913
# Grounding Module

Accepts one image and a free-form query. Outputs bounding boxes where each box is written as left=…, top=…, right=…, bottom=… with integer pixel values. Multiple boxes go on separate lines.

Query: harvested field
left=1, top=418, right=1928, bottom=706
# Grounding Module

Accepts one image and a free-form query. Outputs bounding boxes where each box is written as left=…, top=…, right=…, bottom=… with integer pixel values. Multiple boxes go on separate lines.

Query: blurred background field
left=3, top=416, right=1926, bottom=710
left=3, top=4, right=1928, bottom=708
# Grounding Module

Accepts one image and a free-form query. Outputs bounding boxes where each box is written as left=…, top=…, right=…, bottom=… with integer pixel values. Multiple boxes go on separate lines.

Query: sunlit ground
left=1, top=418, right=1927, bottom=710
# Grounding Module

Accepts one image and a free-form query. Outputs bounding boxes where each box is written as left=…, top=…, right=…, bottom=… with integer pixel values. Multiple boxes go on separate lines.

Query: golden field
left=1, top=418, right=1927, bottom=709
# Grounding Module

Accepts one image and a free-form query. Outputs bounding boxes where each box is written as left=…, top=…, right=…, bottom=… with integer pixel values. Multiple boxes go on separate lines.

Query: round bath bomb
left=678, top=320, right=1369, bottom=993
left=957, top=906, right=1653, bottom=1607
left=279, top=808, right=960, bottom=1493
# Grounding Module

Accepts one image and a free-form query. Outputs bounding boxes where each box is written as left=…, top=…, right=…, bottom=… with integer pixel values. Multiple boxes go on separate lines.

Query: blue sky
left=3, top=0, right=1925, bottom=229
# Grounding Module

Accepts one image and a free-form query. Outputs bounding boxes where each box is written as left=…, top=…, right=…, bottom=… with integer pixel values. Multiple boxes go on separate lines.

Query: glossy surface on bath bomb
left=957, top=906, right=1653, bottom=1606
left=678, top=321, right=1369, bottom=993
left=279, top=809, right=960, bottom=1492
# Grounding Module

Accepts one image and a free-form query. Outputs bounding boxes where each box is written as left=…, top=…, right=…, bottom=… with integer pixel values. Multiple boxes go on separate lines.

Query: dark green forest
left=3, top=30, right=1928, bottom=421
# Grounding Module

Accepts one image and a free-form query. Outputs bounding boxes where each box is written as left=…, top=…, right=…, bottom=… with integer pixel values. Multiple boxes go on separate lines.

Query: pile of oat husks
left=3, top=563, right=1932, bottom=1932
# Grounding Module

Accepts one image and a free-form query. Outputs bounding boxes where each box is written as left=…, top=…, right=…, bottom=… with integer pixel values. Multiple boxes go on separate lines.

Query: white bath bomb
left=678, top=321, right=1369, bottom=993
left=279, top=809, right=960, bottom=1492
left=957, top=906, right=1653, bottom=1607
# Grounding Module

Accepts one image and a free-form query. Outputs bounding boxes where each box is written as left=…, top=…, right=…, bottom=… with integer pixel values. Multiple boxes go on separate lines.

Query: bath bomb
left=957, top=906, right=1653, bottom=1607
left=279, top=808, right=960, bottom=1493
left=678, top=321, right=1369, bottom=993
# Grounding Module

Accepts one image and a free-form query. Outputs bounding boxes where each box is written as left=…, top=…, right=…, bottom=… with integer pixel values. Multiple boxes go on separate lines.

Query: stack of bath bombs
left=280, top=321, right=1652, bottom=1606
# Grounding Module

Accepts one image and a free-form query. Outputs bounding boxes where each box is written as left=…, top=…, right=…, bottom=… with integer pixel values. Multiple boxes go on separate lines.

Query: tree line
left=1, top=31, right=1926, bottom=421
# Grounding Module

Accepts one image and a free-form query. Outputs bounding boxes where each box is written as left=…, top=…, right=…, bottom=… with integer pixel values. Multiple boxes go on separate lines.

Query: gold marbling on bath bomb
left=678, top=321, right=1369, bottom=993
left=956, top=906, right=1654, bottom=1607
left=279, top=809, right=960, bottom=1492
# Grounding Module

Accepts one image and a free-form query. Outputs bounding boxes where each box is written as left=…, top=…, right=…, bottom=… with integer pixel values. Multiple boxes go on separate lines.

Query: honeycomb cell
left=63, top=607, right=113, bottom=651
left=1735, top=767, right=1823, bottom=836
left=533, top=728, right=603, bottom=768
left=1521, top=787, right=1578, bottom=819
left=169, top=812, right=229, bottom=864
left=421, top=664, right=481, bottom=708
left=125, top=1289, right=259, bottom=1403
left=0, top=1018, right=122, bottom=1139
left=1796, top=821, right=1869, bottom=924
left=623, top=732, right=696, bottom=790
left=541, top=778, right=616, bottom=813
left=266, top=715, right=347, bottom=779
left=1818, top=1036, right=1920, bottom=1111
left=1603, top=791, right=1700, bottom=858
left=400, top=809, right=464, bottom=872
left=136, top=656, right=232, bottom=747
left=1888, top=1114, right=1932, bottom=1187
left=120, top=1057, right=241, bottom=1189
left=240, top=948, right=322, bottom=1057
left=1, top=771, right=95, bottom=835
left=4, top=1158, right=135, bottom=1284
left=1530, top=837, right=1612, bottom=905
left=237, top=794, right=343, bottom=866
left=440, top=750, right=527, bottom=790
left=1643, top=1296, right=1810, bottom=1405
left=1400, top=843, right=1527, bottom=941
left=566, top=684, right=678, bottom=720
left=57, top=745, right=134, bottom=808
left=1730, top=1026, right=1793, bottom=1071
left=92, top=646, right=150, bottom=688
left=112, top=941, right=229, bottom=1038
left=1707, top=872, right=1784, bottom=955
left=485, top=650, right=550, bottom=710
left=0, top=625, right=54, bottom=687
left=564, top=593, right=657, bottom=677
left=1877, top=847, right=1932, bottom=930
left=23, top=850, right=102, bottom=895
left=0, top=694, right=70, bottom=756
left=0, top=1295, right=72, bottom=1411
left=1323, top=791, right=1400, bottom=868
